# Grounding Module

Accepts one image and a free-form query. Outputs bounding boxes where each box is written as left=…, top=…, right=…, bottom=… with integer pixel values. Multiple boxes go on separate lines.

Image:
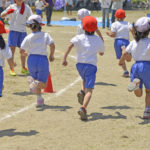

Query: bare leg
left=121, top=61, right=127, bottom=71
left=145, top=89, right=150, bottom=107
left=82, top=88, right=93, bottom=108
left=20, top=49, right=26, bottom=68
left=81, top=80, right=85, bottom=92
left=8, top=46, right=15, bottom=70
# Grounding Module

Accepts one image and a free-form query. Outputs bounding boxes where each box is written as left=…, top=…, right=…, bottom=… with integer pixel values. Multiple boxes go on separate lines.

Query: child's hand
left=99, top=52, right=104, bottom=56
left=7, top=9, right=15, bottom=14
left=62, top=59, right=68, bottom=66
left=119, top=59, right=124, bottom=66
left=45, top=2, right=49, bottom=7
left=49, top=55, right=54, bottom=62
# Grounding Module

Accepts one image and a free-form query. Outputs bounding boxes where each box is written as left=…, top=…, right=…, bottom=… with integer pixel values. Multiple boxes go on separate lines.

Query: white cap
left=135, top=17, right=150, bottom=32
left=27, top=15, right=43, bottom=24
left=77, top=8, right=91, bottom=20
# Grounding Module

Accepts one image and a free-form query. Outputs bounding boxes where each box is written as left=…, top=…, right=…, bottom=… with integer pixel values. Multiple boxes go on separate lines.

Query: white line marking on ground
left=0, top=51, right=81, bottom=123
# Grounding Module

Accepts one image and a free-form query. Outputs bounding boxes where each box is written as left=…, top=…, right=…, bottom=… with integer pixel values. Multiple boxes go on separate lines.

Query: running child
left=106, top=9, right=131, bottom=77
left=77, top=8, right=104, bottom=41
left=62, top=16, right=105, bottom=120
left=20, top=15, right=55, bottom=108
left=35, top=0, right=46, bottom=18
left=119, top=17, right=150, bottom=119
left=1, top=0, right=33, bottom=76
left=0, top=21, right=12, bottom=97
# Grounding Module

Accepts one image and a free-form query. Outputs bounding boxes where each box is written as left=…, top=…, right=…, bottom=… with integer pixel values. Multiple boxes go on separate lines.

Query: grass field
left=0, top=10, right=150, bottom=150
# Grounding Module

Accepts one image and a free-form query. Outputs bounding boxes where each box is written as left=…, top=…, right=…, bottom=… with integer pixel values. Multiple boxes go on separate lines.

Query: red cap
left=0, top=21, right=9, bottom=34
left=115, top=9, right=126, bottom=19
left=83, top=16, right=97, bottom=32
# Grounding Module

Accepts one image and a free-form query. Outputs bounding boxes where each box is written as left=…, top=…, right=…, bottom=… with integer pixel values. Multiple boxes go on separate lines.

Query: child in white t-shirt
left=119, top=17, right=150, bottom=119
left=77, top=8, right=104, bottom=41
left=106, top=9, right=131, bottom=77
left=35, top=0, right=46, bottom=18
left=0, top=21, right=12, bottom=97
left=62, top=16, right=105, bottom=120
left=20, top=15, right=55, bottom=108
left=1, top=0, right=32, bottom=76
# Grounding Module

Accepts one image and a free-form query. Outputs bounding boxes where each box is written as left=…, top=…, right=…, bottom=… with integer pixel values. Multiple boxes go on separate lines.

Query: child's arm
left=96, top=29, right=104, bottom=41
left=106, top=31, right=116, bottom=37
left=49, top=43, right=55, bottom=62
left=1, top=8, right=14, bottom=18
left=119, top=51, right=131, bottom=66
left=62, top=43, right=74, bottom=66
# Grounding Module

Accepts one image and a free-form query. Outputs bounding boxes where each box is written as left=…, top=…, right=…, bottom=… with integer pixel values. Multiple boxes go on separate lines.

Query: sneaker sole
left=77, top=93, right=84, bottom=105
left=128, top=78, right=140, bottom=92
left=78, top=110, right=87, bottom=120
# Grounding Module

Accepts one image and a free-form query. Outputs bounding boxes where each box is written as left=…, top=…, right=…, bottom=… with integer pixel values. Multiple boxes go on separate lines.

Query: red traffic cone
left=43, top=72, right=55, bottom=93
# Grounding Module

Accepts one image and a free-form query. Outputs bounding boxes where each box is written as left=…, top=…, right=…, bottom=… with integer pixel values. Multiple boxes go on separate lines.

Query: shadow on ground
left=36, top=104, right=72, bottom=111
left=0, top=129, right=38, bottom=137
left=95, top=82, right=117, bottom=86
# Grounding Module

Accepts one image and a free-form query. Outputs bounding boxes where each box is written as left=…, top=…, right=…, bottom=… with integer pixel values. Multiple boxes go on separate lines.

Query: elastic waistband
left=29, top=54, right=47, bottom=58
left=136, top=61, right=150, bottom=63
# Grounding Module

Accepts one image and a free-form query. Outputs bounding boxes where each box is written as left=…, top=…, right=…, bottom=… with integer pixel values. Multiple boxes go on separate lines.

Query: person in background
left=43, top=0, right=55, bottom=26
left=35, top=0, right=46, bottom=18
left=111, top=0, right=125, bottom=23
left=1, top=0, right=33, bottom=76
left=100, top=0, right=112, bottom=29
left=65, top=0, right=73, bottom=16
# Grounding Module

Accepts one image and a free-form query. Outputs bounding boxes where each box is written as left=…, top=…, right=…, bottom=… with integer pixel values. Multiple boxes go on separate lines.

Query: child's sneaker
left=128, top=78, right=140, bottom=92
left=29, top=81, right=39, bottom=93
left=123, top=71, right=129, bottom=77
left=36, top=97, right=44, bottom=108
left=77, top=90, right=85, bottom=105
left=143, top=111, right=150, bottom=119
left=27, top=76, right=34, bottom=84
left=9, top=69, right=16, bottom=76
left=21, top=67, right=29, bottom=75
left=78, top=107, right=87, bottom=120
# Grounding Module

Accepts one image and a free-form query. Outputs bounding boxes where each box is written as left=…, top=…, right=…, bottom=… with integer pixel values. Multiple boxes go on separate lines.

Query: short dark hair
left=0, top=35, right=5, bottom=49
left=85, top=31, right=94, bottom=35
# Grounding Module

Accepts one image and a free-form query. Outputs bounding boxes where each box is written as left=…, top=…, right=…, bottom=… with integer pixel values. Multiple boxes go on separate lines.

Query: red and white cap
left=82, top=16, right=97, bottom=32
left=0, top=20, right=9, bottom=34
left=27, top=15, right=45, bottom=25
left=77, top=8, right=91, bottom=20
left=135, top=17, right=150, bottom=32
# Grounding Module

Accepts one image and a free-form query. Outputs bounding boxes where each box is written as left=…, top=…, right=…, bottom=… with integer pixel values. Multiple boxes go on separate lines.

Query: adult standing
left=100, top=0, right=111, bottom=28
left=43, top=0, right=55, bottom=26
left=111, top=0, right=124, bottom=23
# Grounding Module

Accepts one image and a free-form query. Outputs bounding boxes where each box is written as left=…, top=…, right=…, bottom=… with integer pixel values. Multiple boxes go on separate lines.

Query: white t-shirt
left=77, top=24, right=84, bottom=35
left=2, top=4, right=33, bottom=32
left=126, top=38, right=150, bottom=61
left=21, top=31, right=54, bottom=56
left=111, top=0, right=125, bottom=10
left=100, top=0, right=112, bottom=8
left=0, top=44, right=12, bottom=67
left=35, top=0, right=44, bottom=10
left=71, top=34, right=105, bottom=66
left=111, top=21, right=131, bottom=40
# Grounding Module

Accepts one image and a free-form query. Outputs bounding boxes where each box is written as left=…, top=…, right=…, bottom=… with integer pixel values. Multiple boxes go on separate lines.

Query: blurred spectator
left=65, top=0, right=73, bottom=15
left=111, top=0, right=125, bottom=23
left=100, top=0, right=111, bottom=28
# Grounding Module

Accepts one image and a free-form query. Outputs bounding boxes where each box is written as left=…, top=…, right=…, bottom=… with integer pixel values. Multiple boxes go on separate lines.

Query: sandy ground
left=0, top=10, right=150, bottom=150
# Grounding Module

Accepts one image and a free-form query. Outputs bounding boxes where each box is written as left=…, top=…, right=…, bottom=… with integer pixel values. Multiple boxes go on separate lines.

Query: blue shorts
left=36, top=9, right=42, bottom=15
left=76, top=63, right=97, bottom=89
left=8, top=31, right=27, bottom=48
left=130, top=61, right=150, bottom=90
left=27, top=54, right=49, bottom=83
left=114, top=39, right=129, bottom=59
left=0, top=66, right=4, bottom=96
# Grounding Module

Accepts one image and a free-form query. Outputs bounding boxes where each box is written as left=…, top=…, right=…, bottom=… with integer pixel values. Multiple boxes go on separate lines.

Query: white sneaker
left=29, top=81, right=39, bottom=93
left=36, top=97, right=44, bottom=108
left=27, top=76, right=34, bottom=84
left=128, top=78, right=140, bottom=92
